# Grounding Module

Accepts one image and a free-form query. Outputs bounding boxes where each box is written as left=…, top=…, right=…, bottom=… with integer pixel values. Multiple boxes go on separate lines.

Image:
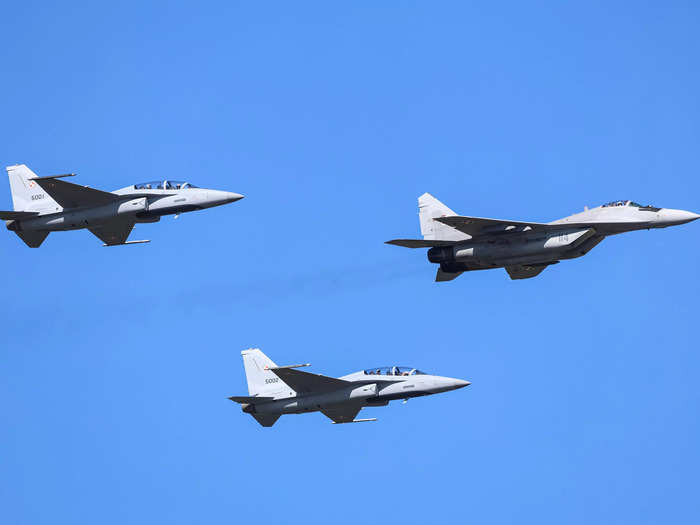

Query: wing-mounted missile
left=29, top=173, right=76, bottom=180
left=331, top=418, right=377, bottom=424
left=102, top=239, right=150, bottom=247
left=266, top=363, right=310, bottom=370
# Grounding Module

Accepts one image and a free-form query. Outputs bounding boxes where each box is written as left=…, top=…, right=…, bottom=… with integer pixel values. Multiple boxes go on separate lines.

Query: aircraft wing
left=88, top=218, right=135, bottom=245
left=270, top=367, right=349, bottom=394
left=433, top=215, right=553, bottom=236
left=505, top=263, right=555, bottom=280
left=320, top=405, right=363, bottom=424
left=33, top=177, right=116, bottom=208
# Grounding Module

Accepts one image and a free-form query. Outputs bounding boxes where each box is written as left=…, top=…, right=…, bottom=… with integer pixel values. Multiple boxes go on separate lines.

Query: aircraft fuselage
left=243, top=372, right=468, bottom=418
left=6, top=187, right=243, bottom=233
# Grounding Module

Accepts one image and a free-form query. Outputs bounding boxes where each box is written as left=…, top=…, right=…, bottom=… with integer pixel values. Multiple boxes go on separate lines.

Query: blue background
left=1, top=2, right=699, bottom=523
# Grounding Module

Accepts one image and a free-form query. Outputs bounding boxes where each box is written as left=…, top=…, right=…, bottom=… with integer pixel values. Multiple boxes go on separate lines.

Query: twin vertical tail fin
left=418, top=193, right=470, bottom=242
left=6, top=164, right=61, bottom=213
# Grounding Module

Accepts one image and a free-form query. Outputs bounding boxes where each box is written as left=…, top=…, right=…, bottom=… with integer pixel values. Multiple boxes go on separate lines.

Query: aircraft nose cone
left=658, top=208, right=700, bottom=226
left=436, top=377, right=471, bottom=392
left=453, top=379, right=471, bottom=390
left=226, top=192, right=244, bottom=203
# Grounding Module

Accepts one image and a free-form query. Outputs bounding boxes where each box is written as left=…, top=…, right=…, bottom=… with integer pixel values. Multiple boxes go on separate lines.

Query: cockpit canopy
left=364, top=366, right=426, bottom=376
left=601, top=200, right=649, bottom=208
left=133, top=180, right=199, bottom=190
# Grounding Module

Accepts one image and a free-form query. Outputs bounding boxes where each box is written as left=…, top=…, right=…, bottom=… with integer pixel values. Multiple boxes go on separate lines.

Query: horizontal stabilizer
left=386, top=239, right=457, bottom=248
left=0, top=210, right=39, bottom=220
left=228, top=396, right=274, bottom=404
left=270, top=367, right=349, bottom=394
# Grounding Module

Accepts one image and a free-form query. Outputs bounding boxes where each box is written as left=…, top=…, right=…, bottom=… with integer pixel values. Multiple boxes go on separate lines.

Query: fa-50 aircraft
left=387, top=193, right=699, bottom=281
left=229, top=348, right=470, bottom=426
left=1, top=164, right=243, bottom=247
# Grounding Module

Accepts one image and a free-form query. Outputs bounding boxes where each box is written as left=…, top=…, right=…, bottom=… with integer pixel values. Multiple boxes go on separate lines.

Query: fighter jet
left=229, top=348, right=470, bottom=426
left=1, top=164, right=243, bottom=247
left=387, top=193, right=700, bottom=281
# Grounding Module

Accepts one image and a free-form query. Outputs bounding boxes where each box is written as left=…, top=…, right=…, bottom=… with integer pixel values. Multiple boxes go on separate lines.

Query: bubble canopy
left=363, top=366, right=426, bottom=376
left=133, top=181, right=199, bottom=190
left=601, top=200, right=646, bottom=208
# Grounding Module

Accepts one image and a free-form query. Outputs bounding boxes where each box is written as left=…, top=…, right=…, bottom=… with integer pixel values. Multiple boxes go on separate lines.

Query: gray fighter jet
left=1, top=164, right=243, bottom=247
left=388, top=193, right=699, bottom=281
left=229, top=348, right=470, bottom=426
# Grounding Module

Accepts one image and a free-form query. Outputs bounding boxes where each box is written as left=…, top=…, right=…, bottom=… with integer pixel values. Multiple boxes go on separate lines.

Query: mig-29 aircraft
left=1, top=164, right=244, bottom=247
left=229, top=348, right=470, bottom=426
left=387, top=193, right=699, bottom=281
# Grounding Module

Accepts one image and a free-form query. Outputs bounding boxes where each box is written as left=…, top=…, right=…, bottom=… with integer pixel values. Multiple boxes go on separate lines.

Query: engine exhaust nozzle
left=428, top=246, right=454, bottom=263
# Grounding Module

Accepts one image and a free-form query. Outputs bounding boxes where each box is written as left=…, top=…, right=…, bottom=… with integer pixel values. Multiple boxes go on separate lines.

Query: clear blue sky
left=1, top=2, right=699, bottom=523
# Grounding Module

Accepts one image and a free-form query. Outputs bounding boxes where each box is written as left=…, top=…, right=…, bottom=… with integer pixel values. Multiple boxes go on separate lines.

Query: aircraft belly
left=451, top=228, right=595, bottom=266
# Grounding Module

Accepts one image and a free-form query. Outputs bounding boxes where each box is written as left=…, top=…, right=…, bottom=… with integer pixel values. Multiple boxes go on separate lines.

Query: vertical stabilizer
left=6, top=164, right=61, bottom=212
left=241, top=348, right=290, bottom=397
left=418, top=193, right=470, bottom=241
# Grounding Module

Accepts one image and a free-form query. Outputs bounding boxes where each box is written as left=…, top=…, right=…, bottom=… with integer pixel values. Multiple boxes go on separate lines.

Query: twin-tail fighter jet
left=387, top=193, right=699, bottom=281
left=229, top=348, right=470, bottom=426
left=1, top=164, right=243, bottom=247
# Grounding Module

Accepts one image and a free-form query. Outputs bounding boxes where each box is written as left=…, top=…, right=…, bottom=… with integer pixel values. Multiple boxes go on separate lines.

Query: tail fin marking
left=6, top=165, right=61, bottom=213
left=241, top=348, right=291, bottom=397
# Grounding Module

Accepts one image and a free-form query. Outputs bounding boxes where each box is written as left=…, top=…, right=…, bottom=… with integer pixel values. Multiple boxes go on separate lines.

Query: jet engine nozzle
left=241, top=403, right=255, bottom=414
left=427, top=246, right=454, bottom=263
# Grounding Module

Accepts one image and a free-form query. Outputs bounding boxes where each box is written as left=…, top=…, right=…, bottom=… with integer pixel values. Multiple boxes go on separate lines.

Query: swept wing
left=33, top=177, right=116, bottom=208
left=433, top=215, right=555, bottom=236
left=88, top=218, right=136, bottom=245
left=320, top=405, right=363, bottom=424
left=270, top=367, right=349, bottom=394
